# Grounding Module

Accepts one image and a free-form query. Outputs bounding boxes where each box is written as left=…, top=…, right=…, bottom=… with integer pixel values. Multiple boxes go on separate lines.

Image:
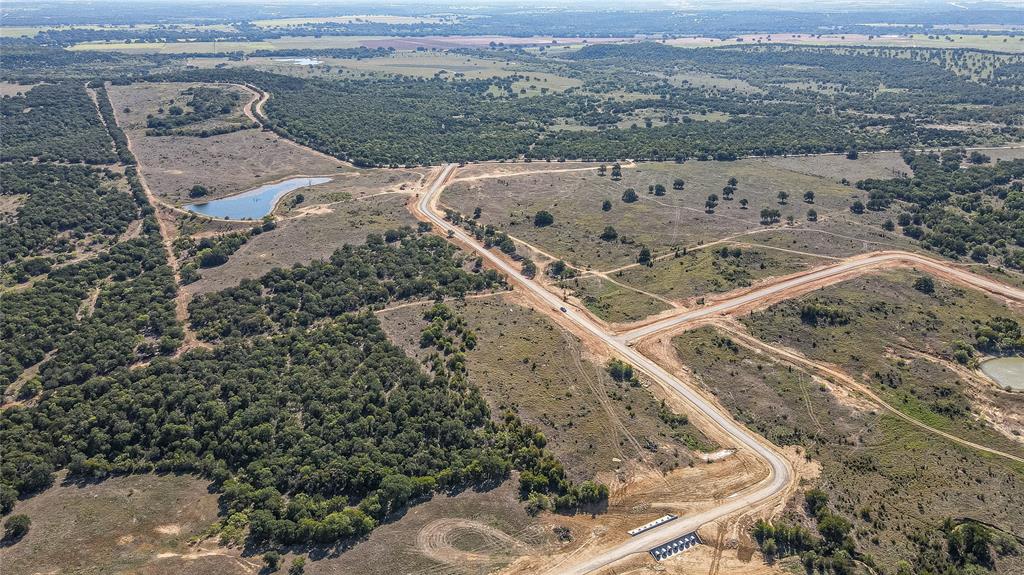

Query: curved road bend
left=620, top=252, right=1024, bottom=344
left=415, top=165, right=794, bottom=575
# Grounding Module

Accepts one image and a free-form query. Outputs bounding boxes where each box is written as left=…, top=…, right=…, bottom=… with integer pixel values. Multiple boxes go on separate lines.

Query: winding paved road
left=415, top=165, right=794, bottom=575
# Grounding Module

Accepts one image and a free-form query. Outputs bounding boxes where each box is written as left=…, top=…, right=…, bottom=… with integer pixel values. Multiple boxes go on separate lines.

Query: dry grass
left=379, top=294, right=714, bottom=482
left=0, top=472, right=227, bottom=575
left=185, top=194, right=418, bottom=295
left=108, top=82, right=351, bottom=204
left=442, top=160, right=885, bottom=270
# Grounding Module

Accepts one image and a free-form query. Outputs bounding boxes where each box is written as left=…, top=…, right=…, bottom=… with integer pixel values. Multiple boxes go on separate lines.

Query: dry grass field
left=378, top=294, right=715, bottom=482
left=108, top=82, right=351, bottom=204
left=672, top=319, right=1024, bottom=572
left=185, top=194, right=418, bottom=294
left=442, top=159, right=899, bottom=270
left=0, top=472, right=230, bottom=575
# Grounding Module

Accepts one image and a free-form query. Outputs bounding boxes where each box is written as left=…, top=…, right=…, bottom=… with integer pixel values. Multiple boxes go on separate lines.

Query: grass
left=614, top=244, right=828, bottom=303
left=184, top=194, right=418, bottom=295
left=670, top=325, right=1024, bottom=572
left=108, top=82, right=352, bottom=204
left=740, top=269, right=1024, bottom=458
left=442, top=159, right=890, bottom=270
left=0, top=472, right=223, bottom=575
left=664, top=33, right=1024, bottom=54
left=565, top=274, right=672, bottom=323
left=378, top=295, right=714, bottom=481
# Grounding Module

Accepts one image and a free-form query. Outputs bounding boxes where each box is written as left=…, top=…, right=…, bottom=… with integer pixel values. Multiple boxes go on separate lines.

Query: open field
left=663, top=32, right=1024, bottom=53
left=109, top=82, right=351, bottom=203
left=669, top=325, right=1024, bottom=572
left=566, top=274, right=673, bottom=323
left=0, top=23, right=236, bottom=38
left=442, top=159, right=897, bottom=270
left=251, top=15, right=455, bottom=27
left=379, top=294, right=714, bottom=481
left=759, top=151, right=912, bottom=183
left=0, top=472, right=230, bottom=575
left=185, top=193, right=418, bottom=294
left=614, top=244, right=830, bottom=305
left=741, top=269, right=1024, bottom=449
left=0, top=81, right=38, bottom=97
left=70, top=35, right=631, bottom=53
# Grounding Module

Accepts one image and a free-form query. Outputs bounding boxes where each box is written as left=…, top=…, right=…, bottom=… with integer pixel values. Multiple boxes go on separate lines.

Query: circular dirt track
left=416, top=518, right=530, bottom=570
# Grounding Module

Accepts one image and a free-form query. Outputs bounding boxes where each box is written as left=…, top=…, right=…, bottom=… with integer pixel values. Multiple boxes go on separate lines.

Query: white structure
left=627, top=514, right=678, bottom=537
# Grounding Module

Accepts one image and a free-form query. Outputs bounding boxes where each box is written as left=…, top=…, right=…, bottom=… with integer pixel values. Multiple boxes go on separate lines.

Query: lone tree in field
left=602, top=199, right=612, bottom=211
left=189, top=184, right=209, bottom=198
left=621, top=188, right=639, bottom=203
left=777, top=191, right=789, bottom=205
left=654, top=183, right=667, bottom=196
left=803, top=190, right=815, bottom=203
left=728, top=176, right=738, bottom=187
left=705, top=193, right=719, bottom=213
left=807, top=208, right=818, bottom=222
left=739, top=198, right=749, bottom=209
left=722, top=185, right=735, bottom=200
left=533, top=210, right=554, bottom=227
left=851, top=200, right=865, bottom=214
left=598, top=164, right=607, bottom=176
left=760, top=208, right=781, bottom=225
left=673, top=178, right=685, bottom=190
left=600, top=226, right=618, bottom=241
left=638, top=246, right=652, bottom=265
left=847, top=147, right=859, bottom=160
left=611, top=163, right=622, bottom=180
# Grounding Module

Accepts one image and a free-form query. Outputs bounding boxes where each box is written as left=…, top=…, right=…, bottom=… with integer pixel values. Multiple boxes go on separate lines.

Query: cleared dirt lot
left=185, top=193, right=418, bottom=294
left=441, top=159, right=889, bottom=270
left=109, top=82, right=351, bottom=204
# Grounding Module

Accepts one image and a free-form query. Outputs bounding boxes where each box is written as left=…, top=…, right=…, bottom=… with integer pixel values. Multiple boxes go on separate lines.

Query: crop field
left=378, top=294, right=714, bottom=481
left=741, top=269, right=1024, bottom=452
left=442, top=159, right=887, bottom=270
left=108, top=82, right=351, bottom=203
left=185, top=193, right=418, bottom=294
left=0, top=472, right=226, bottom=575
left=251, top=15, right=453, bottom=27
left=670, top=325, right=1024, bottom=573
left=663, top=33, right=1024, bottom=53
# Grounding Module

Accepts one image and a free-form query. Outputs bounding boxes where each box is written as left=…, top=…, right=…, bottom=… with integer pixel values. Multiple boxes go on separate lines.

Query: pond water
left=184, top=177, right=331, bottom=220
left=272, top=57, right=322, bottom=66
left=980, top=357, right=1024, bottom=391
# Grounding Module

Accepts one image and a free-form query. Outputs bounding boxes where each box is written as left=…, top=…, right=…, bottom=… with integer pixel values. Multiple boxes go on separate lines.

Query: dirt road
left=414, top=165, right=795, bottom=575
left=619, top=250, right=1024, bottom=344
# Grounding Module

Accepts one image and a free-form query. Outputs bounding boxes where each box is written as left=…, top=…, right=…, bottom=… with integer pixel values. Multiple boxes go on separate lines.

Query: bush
left=4, top=514, right=30, bottom=541
left=533, top=210, right=554, bottom=227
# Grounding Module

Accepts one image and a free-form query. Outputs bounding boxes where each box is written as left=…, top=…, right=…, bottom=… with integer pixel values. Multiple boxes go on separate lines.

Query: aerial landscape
left=1, top=1, right=1024, bottom=574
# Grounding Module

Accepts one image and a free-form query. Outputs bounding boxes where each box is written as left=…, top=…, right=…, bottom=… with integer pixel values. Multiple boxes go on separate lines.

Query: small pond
left=184, top=177, right=331, bottom=220
left=980, top=357, right=1024, bottom=391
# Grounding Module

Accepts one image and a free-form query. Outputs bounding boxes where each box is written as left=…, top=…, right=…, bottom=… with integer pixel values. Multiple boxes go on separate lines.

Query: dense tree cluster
left=856, top=153, right=1024, bottom=267
left=145, top=86, right=256, bottom=137
left=189, top=230, right=503, bottom=341
left=0, top=82, right=115, bottom=163
left=0, top=163, right=137, bottom=265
